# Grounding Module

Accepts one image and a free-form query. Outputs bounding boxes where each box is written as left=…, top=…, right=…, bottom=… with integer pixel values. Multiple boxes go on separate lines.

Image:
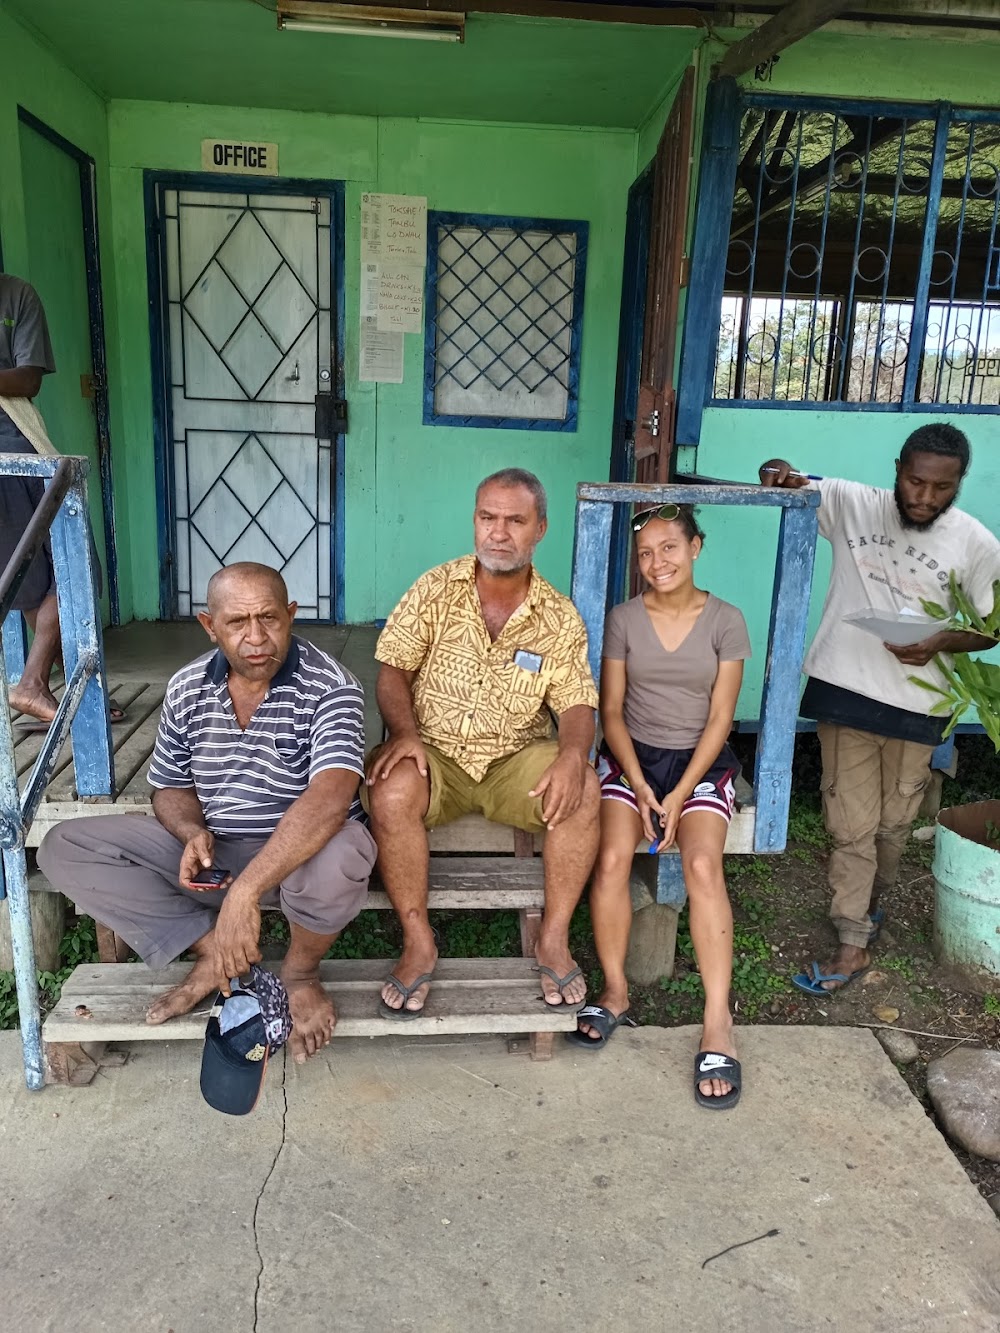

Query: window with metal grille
left=711, top=98, right=1000, bottom=411
left=423, top=212, right=588, bottom=430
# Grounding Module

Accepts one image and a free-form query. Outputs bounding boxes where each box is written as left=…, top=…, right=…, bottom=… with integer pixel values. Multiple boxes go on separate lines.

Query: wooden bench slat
left=44, top=957, right=577, bottom=1042
left=44, top=683, right=163, bottom=800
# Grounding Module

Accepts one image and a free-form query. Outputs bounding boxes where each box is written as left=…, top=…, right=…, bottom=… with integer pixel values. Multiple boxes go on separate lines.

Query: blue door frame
left=14, top=106, right=120, bottom=624
left=607, top=164, right=654, bottom=606
left=143, top=171, right=348, bottom=622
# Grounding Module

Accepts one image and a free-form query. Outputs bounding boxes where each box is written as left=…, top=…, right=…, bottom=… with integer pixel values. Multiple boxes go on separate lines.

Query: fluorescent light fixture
left=277, top=3, right=465, bottom=42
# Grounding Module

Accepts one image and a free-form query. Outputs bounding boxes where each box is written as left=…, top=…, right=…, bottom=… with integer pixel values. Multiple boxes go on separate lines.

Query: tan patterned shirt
left=376, top=555, right=599, bottom=780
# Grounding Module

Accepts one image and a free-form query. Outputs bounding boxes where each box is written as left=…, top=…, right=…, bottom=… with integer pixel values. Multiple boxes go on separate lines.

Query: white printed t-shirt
left=804, top=477, right=1000, bottom=716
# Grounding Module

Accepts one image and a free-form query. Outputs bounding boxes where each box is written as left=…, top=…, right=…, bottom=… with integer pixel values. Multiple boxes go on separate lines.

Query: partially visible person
left=573, top=503, right=750, bottom=1110
left=39, top=563, right=375, bottom=1063
left=366, top=468, right=600, bottom=1017
left=760, top=425, right=1000, bottom=997
left=0, top=271, right=121, bottom=727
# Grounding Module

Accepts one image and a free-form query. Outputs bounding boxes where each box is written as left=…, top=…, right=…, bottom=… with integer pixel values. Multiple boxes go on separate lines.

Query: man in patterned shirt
left=39, top=563, right=375, bottom=1064
left=366, top=469, right=600, bottom=1017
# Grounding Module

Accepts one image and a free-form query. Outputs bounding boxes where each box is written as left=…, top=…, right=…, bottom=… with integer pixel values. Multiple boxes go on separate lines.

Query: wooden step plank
left=44, top=683, right=162, bottom=800
left=44, top=958, right=576, bottom=1041
left=91, top=687, right=164, bottom=797
left=428, top=812, right=542, bottom=854
left=16, top=680, right=151, bottom=790
left=366, top=889, right=542, bottom=910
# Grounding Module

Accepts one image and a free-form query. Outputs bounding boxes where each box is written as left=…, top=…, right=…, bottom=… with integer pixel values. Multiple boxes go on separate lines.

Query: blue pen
left=761, top=467, right=823, bottom=481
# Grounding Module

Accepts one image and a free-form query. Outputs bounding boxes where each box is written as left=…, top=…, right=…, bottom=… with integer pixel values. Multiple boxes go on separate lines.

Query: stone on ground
left=927, top=1047, right=1000, bottom=1162
left=875, top=1026, right=920, bottom=1065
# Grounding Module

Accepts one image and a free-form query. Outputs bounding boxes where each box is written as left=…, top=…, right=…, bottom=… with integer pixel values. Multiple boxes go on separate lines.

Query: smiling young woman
left=567, top=504, right=752, bottom=1111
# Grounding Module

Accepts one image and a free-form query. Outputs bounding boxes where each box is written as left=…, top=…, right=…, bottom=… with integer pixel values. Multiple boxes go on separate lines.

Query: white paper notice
left=375, top=264, right=424, bottom=334
left=359, top=316, right=404, bottom=384
left=361, top=193, right=427, bottom=265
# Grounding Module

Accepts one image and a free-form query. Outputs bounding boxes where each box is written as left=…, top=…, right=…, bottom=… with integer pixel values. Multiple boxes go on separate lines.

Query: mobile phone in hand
left=187, top=866, right=230, bottom=888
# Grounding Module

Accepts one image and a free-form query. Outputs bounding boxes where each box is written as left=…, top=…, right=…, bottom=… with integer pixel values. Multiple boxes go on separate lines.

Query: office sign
left=201, top=140, right=279, bottom=175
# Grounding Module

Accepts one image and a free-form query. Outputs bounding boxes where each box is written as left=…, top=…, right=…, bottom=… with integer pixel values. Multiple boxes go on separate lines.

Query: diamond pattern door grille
left=162, top=188, right=334, bottom=619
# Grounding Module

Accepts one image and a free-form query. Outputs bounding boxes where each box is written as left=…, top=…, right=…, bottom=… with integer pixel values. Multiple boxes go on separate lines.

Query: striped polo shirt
left=148, top=636, right=365, bottom=837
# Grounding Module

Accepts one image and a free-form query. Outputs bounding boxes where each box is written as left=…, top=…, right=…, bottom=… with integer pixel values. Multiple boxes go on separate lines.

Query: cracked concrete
left=2, top=1026, right=999, bottom=1331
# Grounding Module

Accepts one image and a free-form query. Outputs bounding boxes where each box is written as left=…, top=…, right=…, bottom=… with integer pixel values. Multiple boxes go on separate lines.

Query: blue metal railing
left=571, top=480, right=820, bottom=909
left=0, top=453, right=113, bottom=1091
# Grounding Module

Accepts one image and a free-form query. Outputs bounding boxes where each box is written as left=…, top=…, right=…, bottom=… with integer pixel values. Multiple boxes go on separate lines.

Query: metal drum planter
left=933, top=800, right=1000, bottom=983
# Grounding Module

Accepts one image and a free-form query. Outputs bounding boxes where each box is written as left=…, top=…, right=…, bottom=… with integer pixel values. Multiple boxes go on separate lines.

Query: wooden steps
left=367, top=856, right=545, bottom=911
left=43, top=958, right=579, bottom=1048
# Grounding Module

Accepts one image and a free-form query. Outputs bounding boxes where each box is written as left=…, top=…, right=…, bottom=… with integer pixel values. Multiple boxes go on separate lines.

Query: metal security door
left=158, top=185, right=336, bottom=618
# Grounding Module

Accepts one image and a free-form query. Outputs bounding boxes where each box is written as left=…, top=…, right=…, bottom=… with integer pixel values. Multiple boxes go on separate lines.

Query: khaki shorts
left=365, top=740, right=559, bottom=832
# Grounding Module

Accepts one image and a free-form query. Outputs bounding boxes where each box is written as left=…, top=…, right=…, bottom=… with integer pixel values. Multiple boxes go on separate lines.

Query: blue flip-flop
left=792, top=961, right=872, bottom=997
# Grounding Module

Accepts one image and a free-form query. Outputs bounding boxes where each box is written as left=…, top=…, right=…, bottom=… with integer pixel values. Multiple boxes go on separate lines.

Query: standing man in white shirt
left=760, top=424, right=1000, bottom=995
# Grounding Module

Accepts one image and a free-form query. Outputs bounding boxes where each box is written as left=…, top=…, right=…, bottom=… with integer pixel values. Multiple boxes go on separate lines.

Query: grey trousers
left=37, top=814, right=377, bottom=970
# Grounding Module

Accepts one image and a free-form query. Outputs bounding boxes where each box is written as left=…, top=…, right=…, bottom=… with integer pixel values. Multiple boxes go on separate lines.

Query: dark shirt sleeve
left=10, top=281, right=56, bottom=374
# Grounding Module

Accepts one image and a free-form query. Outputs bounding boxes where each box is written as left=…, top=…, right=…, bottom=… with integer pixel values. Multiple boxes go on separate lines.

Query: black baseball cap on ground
left=200, top=964, right=293, bottom=1116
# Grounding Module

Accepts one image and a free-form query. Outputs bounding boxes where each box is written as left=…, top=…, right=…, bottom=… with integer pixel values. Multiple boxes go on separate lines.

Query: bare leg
left=281, top=921, right=339, bottom=1064
left=367, top=760, right=437, bottom=1012
left=536, top=767, right=601, bottom=1005
left=677, top=812, right=736, bottom=1100
left=579, top=799, right=641, bottom=1037
left=146, top=930, right=219, bottom=1025
left=10, top=594, right=60, bottom=722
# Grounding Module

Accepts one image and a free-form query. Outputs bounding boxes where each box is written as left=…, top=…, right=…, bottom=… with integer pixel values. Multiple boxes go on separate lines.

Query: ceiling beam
left=303, top=1, right=707, bottom=25
left=716, top=0, right=861, bottom=78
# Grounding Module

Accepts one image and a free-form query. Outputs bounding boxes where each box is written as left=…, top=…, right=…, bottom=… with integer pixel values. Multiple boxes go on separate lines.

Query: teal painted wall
left=0, top=5, right=126, bottom=616
left=107, top=101, right=639, bottom=620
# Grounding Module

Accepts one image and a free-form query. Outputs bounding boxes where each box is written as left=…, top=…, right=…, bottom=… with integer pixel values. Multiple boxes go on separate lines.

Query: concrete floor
left=2, top=1025, right=999, bottom=1332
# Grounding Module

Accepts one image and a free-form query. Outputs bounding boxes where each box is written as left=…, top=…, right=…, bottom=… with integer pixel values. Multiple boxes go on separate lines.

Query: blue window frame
left=423, top=211, right=588, bottom=431
left=677, top=82, right=1000, bottom=442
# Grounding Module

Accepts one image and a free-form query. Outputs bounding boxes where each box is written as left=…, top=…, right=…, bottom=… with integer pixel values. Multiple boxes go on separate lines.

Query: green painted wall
left=0, top=4, right=127, bottom=615
left=107, top=101, right=639, bottom=620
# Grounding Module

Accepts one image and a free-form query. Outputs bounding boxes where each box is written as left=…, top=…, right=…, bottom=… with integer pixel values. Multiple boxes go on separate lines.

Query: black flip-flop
left=564, top=1004, right=637, bottom=1050
left=15, top=701, right=128, bottom=733
left=533, top=964, right=585, bottom=1007
left=694, top=1051, right=742, bottom=1111
left=379, top=971, right=434, bottom=1021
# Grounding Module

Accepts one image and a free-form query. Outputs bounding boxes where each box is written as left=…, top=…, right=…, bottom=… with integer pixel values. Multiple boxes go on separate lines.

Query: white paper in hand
left=843, top=608, right=940, bottom=646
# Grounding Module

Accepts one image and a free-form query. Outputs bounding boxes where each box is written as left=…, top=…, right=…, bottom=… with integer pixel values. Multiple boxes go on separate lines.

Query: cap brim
left=200, top=1027, right=268, bottom=1116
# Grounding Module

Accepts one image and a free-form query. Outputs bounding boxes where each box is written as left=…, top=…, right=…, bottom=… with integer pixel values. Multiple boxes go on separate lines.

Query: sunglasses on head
left=631, top=503, right=682, bottom=533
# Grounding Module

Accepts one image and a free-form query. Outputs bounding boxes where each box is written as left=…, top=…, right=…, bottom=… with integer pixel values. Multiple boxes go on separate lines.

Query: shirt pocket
left=499, top=661, right=547, bottom=717
left=272, top=732, right=310, bottom=776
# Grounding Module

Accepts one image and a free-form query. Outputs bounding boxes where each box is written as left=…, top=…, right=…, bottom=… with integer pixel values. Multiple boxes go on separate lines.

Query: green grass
left=0, top=915, right=103, bottom=1031
left=985, top=994, right=1000, bottom=1017
left=787, top=796, right=830, bottom=849
left=882, top=954, right=918, bottom=982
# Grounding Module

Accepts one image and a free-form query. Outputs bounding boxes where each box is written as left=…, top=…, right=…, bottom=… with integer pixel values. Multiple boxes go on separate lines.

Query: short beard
left=475, top=541, right=537, bottom=576
left=894, top=482, right=955, bottom=532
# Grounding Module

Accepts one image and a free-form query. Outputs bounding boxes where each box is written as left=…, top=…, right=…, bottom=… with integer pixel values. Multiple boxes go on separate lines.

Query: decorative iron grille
left=711, top=98, right=1000, bottom=410
left=423, top=212, right=588, bottom=430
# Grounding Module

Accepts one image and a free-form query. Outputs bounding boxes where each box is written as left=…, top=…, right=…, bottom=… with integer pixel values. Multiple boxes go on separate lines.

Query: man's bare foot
left=698, top=1013, right=738, bottom=1099
left=816, top=943, right=870, bottom=992
left=9, top=681, right=58, bottom=724
left=146, top=954, right=219, bottom=1025
left=578, top=984, right=629, bottom=1039
left=381, top=928, right=438, bottom=1013
left=283, top=975, right=335, bottom=1063
left=535, top=933, right=586, bottom=1006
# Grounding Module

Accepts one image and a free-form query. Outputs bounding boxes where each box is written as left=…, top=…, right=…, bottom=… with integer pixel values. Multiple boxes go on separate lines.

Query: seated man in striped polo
left=39, top=563, right=375, bottom=1065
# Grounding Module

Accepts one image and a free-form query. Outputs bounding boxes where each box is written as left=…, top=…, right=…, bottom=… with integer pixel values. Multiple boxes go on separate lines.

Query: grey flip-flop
left=379, top=971, right=434, bottom=1021
left=533, top=964, right=585, bottom=1007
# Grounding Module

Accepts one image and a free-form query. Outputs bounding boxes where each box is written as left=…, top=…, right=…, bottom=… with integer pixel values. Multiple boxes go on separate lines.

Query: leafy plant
left=910, top=574, right=1000, bottom=749
left=984, top=993, right=1000, bottom=1018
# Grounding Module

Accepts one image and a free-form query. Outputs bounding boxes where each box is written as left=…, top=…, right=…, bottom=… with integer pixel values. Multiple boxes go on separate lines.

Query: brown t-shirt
left=602, top=593, right=751, bottom=750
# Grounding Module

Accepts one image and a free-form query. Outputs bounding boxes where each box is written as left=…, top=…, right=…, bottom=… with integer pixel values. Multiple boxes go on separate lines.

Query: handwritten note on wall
left=358, top=194, right=428, bottom=380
